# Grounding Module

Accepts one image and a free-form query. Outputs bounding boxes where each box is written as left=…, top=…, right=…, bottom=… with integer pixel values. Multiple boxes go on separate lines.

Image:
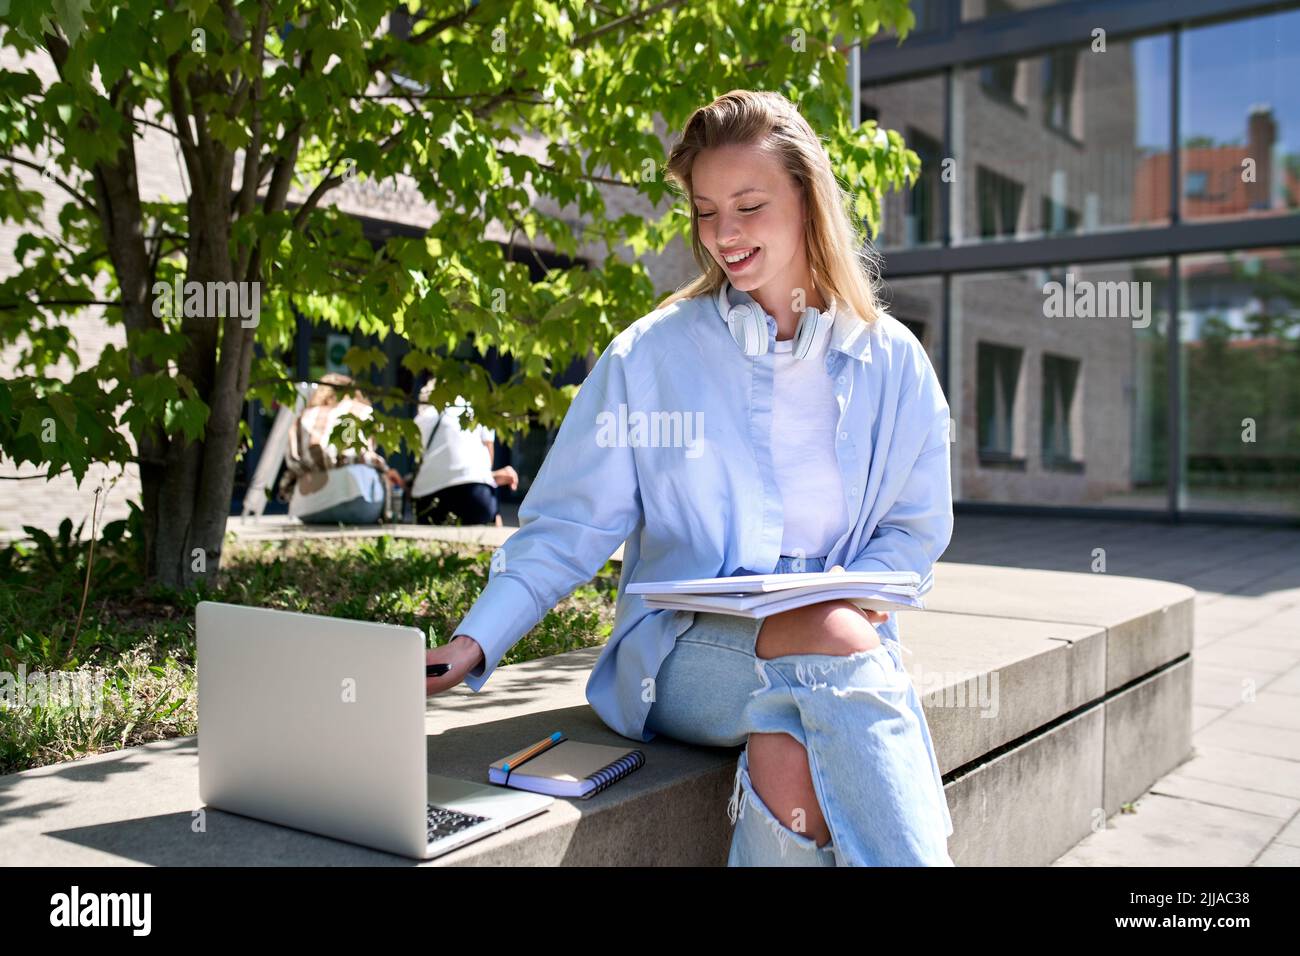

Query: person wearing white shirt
left=410, top=383, right=517, bottom=526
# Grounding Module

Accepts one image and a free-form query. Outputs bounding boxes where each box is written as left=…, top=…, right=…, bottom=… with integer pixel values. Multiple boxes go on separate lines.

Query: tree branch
left=572, top=0, right=684, bottom=48
left=130, top=111, right=183, bottom=141
left=165, top=54, right=201, bottom=181
left=0, top=298, right=122, bottom=311
left=289, top=125, right=406, bottom=230
left=0, top=153, right=101, bottom=218
left=262, top=42, right=314, bottom=216
left=234, top=0, right=269, bottom=281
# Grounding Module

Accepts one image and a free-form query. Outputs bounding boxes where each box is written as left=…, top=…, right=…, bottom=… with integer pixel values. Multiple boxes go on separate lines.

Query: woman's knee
left=746, top=732, right=831, bottom=847
left=755, top=599, right=881, bottom=660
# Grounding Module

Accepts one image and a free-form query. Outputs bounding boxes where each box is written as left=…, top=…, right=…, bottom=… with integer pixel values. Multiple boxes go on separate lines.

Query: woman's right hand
left=828, top=564, right=890, bottom=626
left=426, top=635, right=486, bottom=696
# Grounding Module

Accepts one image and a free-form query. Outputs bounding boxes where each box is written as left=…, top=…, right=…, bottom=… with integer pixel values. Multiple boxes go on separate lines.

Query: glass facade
left=1179, top=249, right=1300, bottom=514
left=953, top=34, right=1171, bottom=243
left=866, top=74, right=946, bottom=251
left=1180, top=9, right=1300, bottom=222
left=880, top=275, right=944, bottom=361
left=962, top=0, right=1068, bottom=19
left=862, top=0, right=1300, bottom=520
left=951, top=259, right=1170, bottom=508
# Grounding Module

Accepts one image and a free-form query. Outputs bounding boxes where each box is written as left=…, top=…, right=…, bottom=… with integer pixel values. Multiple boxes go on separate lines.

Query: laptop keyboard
left=427, top=803, right=489, bottom=842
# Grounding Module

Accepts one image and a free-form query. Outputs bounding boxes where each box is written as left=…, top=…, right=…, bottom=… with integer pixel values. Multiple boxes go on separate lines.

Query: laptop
left=197, top=601, right=554, bottom=860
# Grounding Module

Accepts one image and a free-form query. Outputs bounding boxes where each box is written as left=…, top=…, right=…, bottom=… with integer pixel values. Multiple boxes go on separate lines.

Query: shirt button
left=850, top=486, right=858, bottom=496
left=837, top=375, right=846, bottom=384
left=839, top=431, right=848, bottom=440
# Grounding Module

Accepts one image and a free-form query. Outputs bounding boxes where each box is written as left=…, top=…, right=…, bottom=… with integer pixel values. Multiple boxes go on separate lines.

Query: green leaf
left=341, top=345, right=388, bottom=375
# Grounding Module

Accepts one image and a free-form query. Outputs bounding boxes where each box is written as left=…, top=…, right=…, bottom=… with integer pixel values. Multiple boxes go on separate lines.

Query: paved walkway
left=223, top=510, right=1300, bottom=866
left=937, top=514, right=1300, bottom=867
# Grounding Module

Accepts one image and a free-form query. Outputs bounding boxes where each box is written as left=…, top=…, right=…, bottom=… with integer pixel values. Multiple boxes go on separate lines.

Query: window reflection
left=1181, top=8, right=1300, bottom=221
left=952, top=260, right=1170, bottom=508
left=879, top=276, right=944, bottom=364
left=860, top=74, right=946, bottom=250
left=1180, top=249, right=1300, bottom=514
left=955, top=35, right=1171, bottom=243
left=963, top=0, right=1067, bottom=19
left=859, top=6, right=1298, bottom=518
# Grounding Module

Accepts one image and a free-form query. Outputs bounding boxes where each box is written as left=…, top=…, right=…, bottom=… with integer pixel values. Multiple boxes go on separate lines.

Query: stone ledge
left=0, top=564, right=1195, bottom=866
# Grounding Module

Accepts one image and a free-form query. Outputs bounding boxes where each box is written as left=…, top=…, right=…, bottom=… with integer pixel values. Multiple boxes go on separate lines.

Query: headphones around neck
left=716, top=280, right=836, bottom=360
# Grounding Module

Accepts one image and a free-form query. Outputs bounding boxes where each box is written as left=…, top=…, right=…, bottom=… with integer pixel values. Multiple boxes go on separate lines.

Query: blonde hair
left=656, top=89, right=884, bottom=328
left=307, top=372, right=363, bottom=409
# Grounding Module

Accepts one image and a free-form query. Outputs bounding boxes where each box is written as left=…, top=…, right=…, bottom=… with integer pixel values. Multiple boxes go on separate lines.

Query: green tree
left=1183, top=250, right=1300, bottom=495
left=0, top=0, right=919, bottom=588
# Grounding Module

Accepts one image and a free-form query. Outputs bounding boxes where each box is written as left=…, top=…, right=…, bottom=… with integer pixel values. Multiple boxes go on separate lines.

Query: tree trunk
left=51, top=25, right=272, bottom=591
left=142, top=420, right=243, bottom=592
left=126, top=159, right=256, bottom=590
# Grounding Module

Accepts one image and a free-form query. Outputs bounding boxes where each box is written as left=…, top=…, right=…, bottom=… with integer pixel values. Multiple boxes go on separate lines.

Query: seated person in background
left=410, top=380, right=518, bottom=527
left=277, top=372, right=405, bottom=525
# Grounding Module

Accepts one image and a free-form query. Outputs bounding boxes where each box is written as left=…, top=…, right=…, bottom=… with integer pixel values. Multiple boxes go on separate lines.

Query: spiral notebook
left=487, top=736, right=645, bottom=799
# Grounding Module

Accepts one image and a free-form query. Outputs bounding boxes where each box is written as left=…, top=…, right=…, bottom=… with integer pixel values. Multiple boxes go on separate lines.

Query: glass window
left=977, top=342, right=1024, bottom=462
left=1042, top=353, right=1083, bottom=471
left=879, top=275, right=944, bottom=368
left=952, top=259, right=1171, bottom=508
left=859, top=73, right=946, bottom=250
left=909, top=0, right=947, bottom=33
left=1181, top=8, right=1300, bottom=221
left=955, top=34, right=1172, bottom=243
left=1179, top=248, right=1300, bottom=515
left=977, top=165, right=1025, bottom=238
left=1041, top=194, right=1081, bottom=235
left=963, top=0, right=1067, bottom=19
left=980, top=59, right=1025, bottom=109
left=906, top=128, right=944, bottom=246
left=1042, top=49, right=1079, bottom=135
left=874, top=0, right=947, bottom=39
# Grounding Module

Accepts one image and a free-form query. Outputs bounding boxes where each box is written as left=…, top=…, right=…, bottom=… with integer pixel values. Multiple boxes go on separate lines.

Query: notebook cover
left=488, top=740, right=644, bottom=798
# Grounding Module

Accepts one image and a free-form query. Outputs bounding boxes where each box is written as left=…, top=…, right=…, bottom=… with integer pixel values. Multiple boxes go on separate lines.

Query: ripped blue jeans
left=644, top=553, right=955, bottom=866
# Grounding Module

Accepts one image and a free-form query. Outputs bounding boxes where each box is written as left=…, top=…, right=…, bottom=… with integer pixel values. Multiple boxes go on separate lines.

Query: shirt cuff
left=454, top=573, right=543, bottom=691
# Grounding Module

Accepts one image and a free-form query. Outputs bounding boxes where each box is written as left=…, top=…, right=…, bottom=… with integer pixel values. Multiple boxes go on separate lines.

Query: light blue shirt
left=454, top=284, right=955, bottom=742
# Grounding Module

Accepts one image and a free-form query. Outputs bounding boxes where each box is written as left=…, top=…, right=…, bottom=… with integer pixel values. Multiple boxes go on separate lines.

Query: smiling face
left=691, top=142, right=810, bottom=301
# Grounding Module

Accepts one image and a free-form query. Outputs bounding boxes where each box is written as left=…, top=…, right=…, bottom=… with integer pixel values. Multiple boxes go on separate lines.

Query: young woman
left=277, top=372, right=405, bottom=525
left=426, top=90, right=955, bottom=867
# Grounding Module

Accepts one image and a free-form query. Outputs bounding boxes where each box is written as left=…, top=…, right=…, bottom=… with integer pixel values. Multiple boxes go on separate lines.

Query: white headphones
left=716, top=279, right=836, bottom=360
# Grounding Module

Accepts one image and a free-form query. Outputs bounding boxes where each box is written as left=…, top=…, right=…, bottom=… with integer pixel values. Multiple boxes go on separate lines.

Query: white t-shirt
left=770, top=334, right=849, bottom=559
left=410, top=396, right=496, bottom=499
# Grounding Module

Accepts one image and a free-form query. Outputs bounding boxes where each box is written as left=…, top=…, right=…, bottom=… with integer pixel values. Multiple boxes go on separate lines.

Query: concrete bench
left=0, top=560, right=1193, bottom=866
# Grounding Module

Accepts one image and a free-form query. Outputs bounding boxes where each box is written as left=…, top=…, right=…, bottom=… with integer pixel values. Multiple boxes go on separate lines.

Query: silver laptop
left=197, top=601, right=553, bottom=860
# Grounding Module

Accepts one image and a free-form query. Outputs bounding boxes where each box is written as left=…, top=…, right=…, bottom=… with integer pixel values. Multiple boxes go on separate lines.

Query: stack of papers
left=627, top=570, right=926, bottom=619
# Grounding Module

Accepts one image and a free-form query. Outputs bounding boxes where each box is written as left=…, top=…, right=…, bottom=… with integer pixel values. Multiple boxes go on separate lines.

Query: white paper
left=627, top=569, right=921, bottom=596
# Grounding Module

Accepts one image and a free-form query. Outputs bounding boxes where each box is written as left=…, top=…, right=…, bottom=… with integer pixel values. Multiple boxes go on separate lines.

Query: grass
left=0, top=529, right=621, bottom=776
